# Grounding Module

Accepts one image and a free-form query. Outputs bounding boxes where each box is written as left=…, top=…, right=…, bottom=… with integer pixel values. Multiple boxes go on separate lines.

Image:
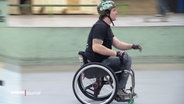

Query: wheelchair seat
left=78, top=51, right=88, bottom=65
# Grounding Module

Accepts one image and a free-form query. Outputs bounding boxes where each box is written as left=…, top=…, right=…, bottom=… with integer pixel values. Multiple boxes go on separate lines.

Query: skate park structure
left=0, top=1, right=184, bottom=104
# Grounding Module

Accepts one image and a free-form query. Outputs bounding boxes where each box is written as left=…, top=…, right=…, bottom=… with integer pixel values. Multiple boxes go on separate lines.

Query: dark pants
left=102, top=53, right=132, bottom=90
left=19, top=0, right=31, bottom=14
left=20, top=0, right=27, bottom=4
left=157, top=0, right=170, bottom=15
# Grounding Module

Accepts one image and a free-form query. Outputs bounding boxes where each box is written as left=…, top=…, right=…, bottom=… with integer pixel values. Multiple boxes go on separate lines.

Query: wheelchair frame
left=72, top=51, right=136, bottom=104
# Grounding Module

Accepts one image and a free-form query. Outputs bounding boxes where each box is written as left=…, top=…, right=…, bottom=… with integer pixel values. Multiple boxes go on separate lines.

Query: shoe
left=117, top=89, right=129, bottom=96
left=0, top=80, right=3, bottom=86
left=115, top=89, right=130, bottom=101
left=117, top=89, right=138, bottom=98
left=117, top=89, right=130, bottom=98
left=166, top=12, right=173, bottom=17
left=155, top=14, right=165, bottom=17
left=132, top=92, right=138, bottom=98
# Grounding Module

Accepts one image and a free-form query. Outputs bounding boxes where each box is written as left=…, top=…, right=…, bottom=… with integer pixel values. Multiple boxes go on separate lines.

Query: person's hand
left=116, top=51, right=125, bottom=61
left=132, top=44, right=142, bottom=52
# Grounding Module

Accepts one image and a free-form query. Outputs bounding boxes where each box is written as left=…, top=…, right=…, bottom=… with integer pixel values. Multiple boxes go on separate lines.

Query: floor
left=0, top=63, right=184, bottom=104
left=7, top=14, right=184, bottom=27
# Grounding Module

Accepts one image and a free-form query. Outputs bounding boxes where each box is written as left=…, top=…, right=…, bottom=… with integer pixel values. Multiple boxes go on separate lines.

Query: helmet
left=97, top=0, right=116, bottom=16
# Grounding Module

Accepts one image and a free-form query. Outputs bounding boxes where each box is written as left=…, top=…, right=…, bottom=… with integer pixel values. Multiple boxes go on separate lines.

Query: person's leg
left=156, top=0, right=162, bottom=15
left=101, top=56, right=121, bottom=72
left=156, top=0, right=166, bottom=16
left=101, top=54, right=132, bottom=90
left=157, top=0, right=170, bottom=16
left=119, top=53, right=132, bottom=90
left=102, top=55, right=134, bottom=99
left=20, top=0, right=27, bottom=14
left=101, top=56, right=122, bottom=81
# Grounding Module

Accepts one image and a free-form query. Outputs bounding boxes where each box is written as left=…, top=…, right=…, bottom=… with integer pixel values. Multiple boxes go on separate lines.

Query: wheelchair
left=72, top=51, right=136, bottom=104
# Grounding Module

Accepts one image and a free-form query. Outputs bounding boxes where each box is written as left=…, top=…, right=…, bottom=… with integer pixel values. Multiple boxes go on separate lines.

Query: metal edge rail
left=8, top=4, right=129, bottom=7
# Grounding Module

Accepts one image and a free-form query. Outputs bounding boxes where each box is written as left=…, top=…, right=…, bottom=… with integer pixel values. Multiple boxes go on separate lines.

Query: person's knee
left=102, top=56, right=121, bottom=71
left=123, top=53, right=132, bottom=63
left=120, top=53, right=132, bottom=70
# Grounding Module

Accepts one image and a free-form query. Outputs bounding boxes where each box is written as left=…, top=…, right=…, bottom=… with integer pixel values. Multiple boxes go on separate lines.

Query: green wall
left=0, top=0, right=7, bottom=27
left=0, top=26, right=184, bottom=65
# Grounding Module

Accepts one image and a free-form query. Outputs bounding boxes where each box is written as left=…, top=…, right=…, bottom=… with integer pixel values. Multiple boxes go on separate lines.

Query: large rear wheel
left=72, top=62, right=118, bottom=104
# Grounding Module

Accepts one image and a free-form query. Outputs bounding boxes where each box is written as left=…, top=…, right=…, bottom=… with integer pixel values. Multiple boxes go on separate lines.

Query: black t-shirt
left=85, top=19, right=114, bottom=62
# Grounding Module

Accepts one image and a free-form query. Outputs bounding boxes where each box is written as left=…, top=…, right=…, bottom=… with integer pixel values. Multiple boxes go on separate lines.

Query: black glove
left=116, top=51, right=125, bottom=61
left=132, top=44, right=142, bottom=52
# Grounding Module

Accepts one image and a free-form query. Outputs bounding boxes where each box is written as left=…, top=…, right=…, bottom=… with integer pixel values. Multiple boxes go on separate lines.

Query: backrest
left=78, top=51, right=88, bottom=65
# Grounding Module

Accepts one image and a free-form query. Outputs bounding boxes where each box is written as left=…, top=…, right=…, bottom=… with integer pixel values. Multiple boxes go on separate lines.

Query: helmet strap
left=107, top=15, right=114, bottom=26
left=105, top=10, right=115, bottom=26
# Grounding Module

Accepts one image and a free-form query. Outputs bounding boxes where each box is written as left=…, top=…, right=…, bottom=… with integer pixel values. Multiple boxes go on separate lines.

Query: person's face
left=110, top=8, right=118, bottom=21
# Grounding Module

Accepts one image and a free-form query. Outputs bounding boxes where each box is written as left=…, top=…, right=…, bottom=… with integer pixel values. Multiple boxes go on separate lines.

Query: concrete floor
left=0, top=63, right=184, bottom=104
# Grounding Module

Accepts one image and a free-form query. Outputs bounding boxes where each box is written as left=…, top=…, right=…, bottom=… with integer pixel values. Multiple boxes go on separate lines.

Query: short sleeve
left=92, top=24, right=107, bottom=40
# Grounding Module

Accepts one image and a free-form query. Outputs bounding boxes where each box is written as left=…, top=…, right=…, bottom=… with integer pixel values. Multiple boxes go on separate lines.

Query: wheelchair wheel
left=72, top=62, right=118, bottom=104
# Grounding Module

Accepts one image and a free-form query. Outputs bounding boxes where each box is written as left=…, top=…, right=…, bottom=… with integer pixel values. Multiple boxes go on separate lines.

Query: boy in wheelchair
left=84, top=0, right=142, bottom=101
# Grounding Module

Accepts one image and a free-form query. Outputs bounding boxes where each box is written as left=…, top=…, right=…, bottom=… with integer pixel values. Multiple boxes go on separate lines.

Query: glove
left=132, top=44, right=142, bottom=52
left=116, top=51, right=125, bottom=61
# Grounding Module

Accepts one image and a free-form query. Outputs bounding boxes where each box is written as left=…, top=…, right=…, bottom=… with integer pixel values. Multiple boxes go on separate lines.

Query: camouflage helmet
left=97, top=0, right=116, bottom=16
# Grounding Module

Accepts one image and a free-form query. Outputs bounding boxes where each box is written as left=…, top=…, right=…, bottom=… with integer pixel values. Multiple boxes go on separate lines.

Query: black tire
left=72, top=62, right=118, bottom=104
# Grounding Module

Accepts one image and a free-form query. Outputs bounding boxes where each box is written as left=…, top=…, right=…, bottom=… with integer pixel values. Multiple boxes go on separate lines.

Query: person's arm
left=92, top=38, right=116, bottom=56
left=112, top=37, right=133, bottom=50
